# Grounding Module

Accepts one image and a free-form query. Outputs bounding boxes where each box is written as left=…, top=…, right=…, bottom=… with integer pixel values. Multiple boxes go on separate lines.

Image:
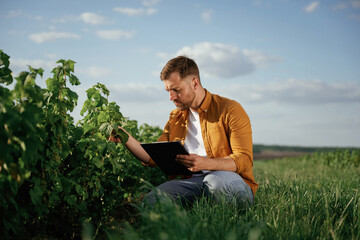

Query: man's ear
left=192, top=77, right=200, bottom=89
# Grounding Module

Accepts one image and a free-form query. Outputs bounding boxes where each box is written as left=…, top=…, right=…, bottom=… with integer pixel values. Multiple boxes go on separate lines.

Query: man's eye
left=166, top=89, right=180, bottom=93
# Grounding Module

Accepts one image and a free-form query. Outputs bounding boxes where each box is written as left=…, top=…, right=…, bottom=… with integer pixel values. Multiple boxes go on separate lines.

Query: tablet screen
left=140, top=141, right=200, bottom=175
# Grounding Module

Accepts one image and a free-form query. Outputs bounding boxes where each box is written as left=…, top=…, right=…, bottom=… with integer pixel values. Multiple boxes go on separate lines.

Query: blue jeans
left=143, top=171, right=254, bottom=207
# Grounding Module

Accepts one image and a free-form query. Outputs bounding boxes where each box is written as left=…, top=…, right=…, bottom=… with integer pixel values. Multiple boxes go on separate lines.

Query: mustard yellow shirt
left=148, top=90, right=258, bottom=195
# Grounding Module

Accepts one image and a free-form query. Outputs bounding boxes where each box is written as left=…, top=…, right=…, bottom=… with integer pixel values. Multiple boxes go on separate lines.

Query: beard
left=172, top=91, right=196, bottom=111
left=173, top=101, right=189, bottom=111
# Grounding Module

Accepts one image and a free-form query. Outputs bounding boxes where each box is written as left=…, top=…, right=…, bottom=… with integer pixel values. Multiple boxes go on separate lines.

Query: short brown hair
left=160, top=55, right=200, bottom=81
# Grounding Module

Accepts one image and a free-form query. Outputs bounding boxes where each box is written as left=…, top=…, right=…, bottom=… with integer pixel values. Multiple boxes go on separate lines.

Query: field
left=111, top=150, right=360, bottom=240
left=1, top=51, right=359, bottom=239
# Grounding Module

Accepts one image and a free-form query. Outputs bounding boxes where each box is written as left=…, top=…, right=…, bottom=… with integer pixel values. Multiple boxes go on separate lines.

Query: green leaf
left=0, top=51, right=13, bottom=85
left=93, top=92, right=102, bottom=107
left=45, top=77, right=54, bottom=90
left=64, top=195, right=77, bottom=206
left=29, top=182, right=44, bottom=205
left=75, top=184, right=86, bottom=196
left=0, top=68, right=13, bottom=85
left=67, top=60, right=76, bottom=72
left=15, top=71, right=29, bottom=86
left=56, top=59, right=66, bottom=65
left=83, top=123, right=94, bottom=134
left=96, top=82, right=109, bottom=96
left=49, top=192, right=60, bottom=205
left=115, top=127, right=129, bottom=145
left=80, top=99, right=91, bottom=116
left=24, top=74, right=35, bottom=85
left=111, top=112, right=123, bottom=123
left=94, top=156, right=104, bottom=168
left=67, top=89, right=78, bottom=102
left=86, top=87, right=97, bottom=99
left=97, top=141, right=107, bottom=155
left=97, top=111, right=108, bottom=124
left=99, top=122, right=110, bottom=133
left=0, top=50, right=10, bottom=67
left=28, top=66, right=44, bottom=77
left=69, top=74, right=80, bottom=85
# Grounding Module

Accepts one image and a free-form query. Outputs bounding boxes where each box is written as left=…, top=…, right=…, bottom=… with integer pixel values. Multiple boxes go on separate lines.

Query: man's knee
left=142, top=178, right=202, bottom=208
left=203, top=171, right=241, bottom=193
left=203, top=171, right=227, bottom=194
left=203, top=171, right=253, bottom=206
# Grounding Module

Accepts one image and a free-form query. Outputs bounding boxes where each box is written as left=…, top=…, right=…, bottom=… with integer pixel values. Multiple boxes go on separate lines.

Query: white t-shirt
left=184, top=109, right=210, bottom=174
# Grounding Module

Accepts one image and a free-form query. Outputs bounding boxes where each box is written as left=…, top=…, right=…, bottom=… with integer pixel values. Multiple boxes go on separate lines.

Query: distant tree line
left=253, top=144, right=357, bottom=154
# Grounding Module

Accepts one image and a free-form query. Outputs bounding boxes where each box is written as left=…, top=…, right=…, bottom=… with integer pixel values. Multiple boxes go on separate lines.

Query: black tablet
left=140, top=141, right=201, bottom=175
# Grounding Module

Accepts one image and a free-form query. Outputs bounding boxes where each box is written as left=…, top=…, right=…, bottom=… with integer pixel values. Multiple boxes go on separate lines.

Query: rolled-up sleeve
left=227, top=102, right=253, bottom=174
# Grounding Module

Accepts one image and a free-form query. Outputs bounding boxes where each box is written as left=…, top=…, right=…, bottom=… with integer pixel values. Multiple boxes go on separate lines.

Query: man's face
left=163, top=72, right=196, bottom=111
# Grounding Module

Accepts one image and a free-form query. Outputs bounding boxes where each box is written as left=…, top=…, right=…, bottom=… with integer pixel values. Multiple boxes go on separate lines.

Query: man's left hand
left=176, top=154, right=208, bottom=172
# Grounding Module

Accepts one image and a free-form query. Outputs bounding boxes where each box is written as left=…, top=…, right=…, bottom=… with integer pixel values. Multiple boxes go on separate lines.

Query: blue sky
left=1, top=0, right=360, bottom=147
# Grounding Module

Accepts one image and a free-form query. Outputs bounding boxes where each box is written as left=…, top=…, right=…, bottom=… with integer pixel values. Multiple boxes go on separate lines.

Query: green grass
left=109, top=150, right=360, bottom=240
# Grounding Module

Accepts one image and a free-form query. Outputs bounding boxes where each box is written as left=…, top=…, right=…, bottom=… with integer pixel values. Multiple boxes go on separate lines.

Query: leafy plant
left=0, top=50, right=164, bottom=239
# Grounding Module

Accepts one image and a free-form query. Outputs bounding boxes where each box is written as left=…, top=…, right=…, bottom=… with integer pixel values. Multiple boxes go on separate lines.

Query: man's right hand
left=108, top=127, right=152, bottom=165
left=108, top=130, right=121, bottom=143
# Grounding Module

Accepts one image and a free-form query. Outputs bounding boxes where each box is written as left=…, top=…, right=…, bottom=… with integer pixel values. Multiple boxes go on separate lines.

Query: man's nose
left=169, top=91, right=177, bottom=101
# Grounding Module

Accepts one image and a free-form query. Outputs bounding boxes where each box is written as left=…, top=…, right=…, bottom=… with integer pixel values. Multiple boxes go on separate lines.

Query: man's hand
left=176, top=154, right=208, bottom=172
left=176, top=154, right=238, bottom=173
left=107, top=129, right=121, bottom=143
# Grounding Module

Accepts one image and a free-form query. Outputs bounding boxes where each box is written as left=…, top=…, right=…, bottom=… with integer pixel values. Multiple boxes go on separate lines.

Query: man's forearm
left=121, top=129, right=151, bottom=164
left=176, top=154, right=237, bottom=172
left=206, top=156, right=237, bottom=172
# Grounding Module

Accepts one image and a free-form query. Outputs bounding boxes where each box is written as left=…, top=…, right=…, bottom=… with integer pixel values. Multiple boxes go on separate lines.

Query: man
left=117, top=56, right=258, bottom=207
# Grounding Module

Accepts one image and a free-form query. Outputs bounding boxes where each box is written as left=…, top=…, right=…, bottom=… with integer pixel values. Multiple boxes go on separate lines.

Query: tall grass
left=112, top=150, right=360, bottom=240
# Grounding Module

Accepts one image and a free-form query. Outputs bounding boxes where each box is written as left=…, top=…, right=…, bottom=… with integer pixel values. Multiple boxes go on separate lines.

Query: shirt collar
left=181, top=89, right=211, bottom=119
left=197, top=89, right=211, bottom=113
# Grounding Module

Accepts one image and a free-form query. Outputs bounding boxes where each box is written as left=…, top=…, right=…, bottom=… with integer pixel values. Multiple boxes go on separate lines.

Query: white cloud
left=304, top=2, right=320, bottom=13
left=176, top=42, right=254, bottom=78
left=158, top=42, right=280, bottom=79
left=44, top=53, right=58, bottom=59
left=33, top=15, right=43, bottom=21
left=10, top=58, right=57, bottom=75
left=79, top=12, right=105, bottom=25
left=113, top=0, right=160, bottom=16
left=333, top=3, right=348, bottom=10
left=146, top=8, right=157, bottom=15
left=219, top=79, right=360, bottom=105
left=242, top=49, right=282, bottom=68
left=5, top=10, right=22, bottom=18
left=96, top=29, right=135, bottom=40
left=142, top=0, right=161, bottom=7
left=29, top=31, right=80, bottom=43
left=156, top=52, right=170, bottom=60
left=202, top=9, right=213, bottom=23
left=51, top=13, right=105, bottom=25
left=78, top=66, right=112, bottom=79
left=108, top=83, right=165, bottom=102
left=113, top=7, right=157, bottom=16
left=51, top=15, right=78, bottom=24
left=351, top=0, right=360, bottom=8
left=349, top=14, right=360, bottom=21
left=5, top=10, right=42, bottom=20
